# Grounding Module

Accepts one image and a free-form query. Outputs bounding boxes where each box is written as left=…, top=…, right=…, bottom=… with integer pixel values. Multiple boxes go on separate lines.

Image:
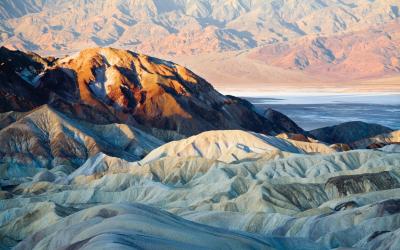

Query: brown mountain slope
left=0, top=47, right=301, bottom=137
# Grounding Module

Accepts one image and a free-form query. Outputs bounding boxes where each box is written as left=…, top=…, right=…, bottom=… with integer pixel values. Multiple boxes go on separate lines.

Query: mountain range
left=1, top=0, right=400, bottom=87
left=1, top=1, right=400, bottom=249
left=1, top=47, right=400, bottom=249
left=1, top=0, right=399, bottom=53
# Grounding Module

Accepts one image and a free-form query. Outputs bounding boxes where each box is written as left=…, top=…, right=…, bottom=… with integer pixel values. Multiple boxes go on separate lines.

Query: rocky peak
left=0, top=47, right=304, bottom=137
left=264, top=108, right=305, bottom=134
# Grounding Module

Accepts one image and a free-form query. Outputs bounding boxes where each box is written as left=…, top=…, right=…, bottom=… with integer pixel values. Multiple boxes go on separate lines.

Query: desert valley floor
left=247, top=94, right=400, bottom=130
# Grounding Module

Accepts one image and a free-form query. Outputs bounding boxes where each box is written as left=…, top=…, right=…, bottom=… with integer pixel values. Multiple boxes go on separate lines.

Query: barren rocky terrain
left=0, top=47, right=400, bottom=249
left=1, top=1, right=400, bottom=249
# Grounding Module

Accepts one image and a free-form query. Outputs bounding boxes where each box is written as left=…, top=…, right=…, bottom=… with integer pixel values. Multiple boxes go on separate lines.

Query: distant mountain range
left=0, top=0, right=398, bottom=53
left=1, top=0, right=400, bottom=84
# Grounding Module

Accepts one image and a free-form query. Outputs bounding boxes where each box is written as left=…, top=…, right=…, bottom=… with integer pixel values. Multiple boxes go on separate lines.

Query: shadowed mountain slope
left=264, top=108, right=305, bottom=134
left=309, top=121, right=394, bottom=144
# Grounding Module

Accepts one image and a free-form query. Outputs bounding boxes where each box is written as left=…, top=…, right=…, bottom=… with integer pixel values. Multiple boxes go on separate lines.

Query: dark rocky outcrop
left=325, top=172, right=400, bottom=199
left=309, top=121, right=393, bottom=144
left=264, top=108, right=305, bottom=135
left=334, top=201, right=359, bottom=211
left=377, top=199, right=400, bottom=216
left=0, top=47, right=49, bottom=112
